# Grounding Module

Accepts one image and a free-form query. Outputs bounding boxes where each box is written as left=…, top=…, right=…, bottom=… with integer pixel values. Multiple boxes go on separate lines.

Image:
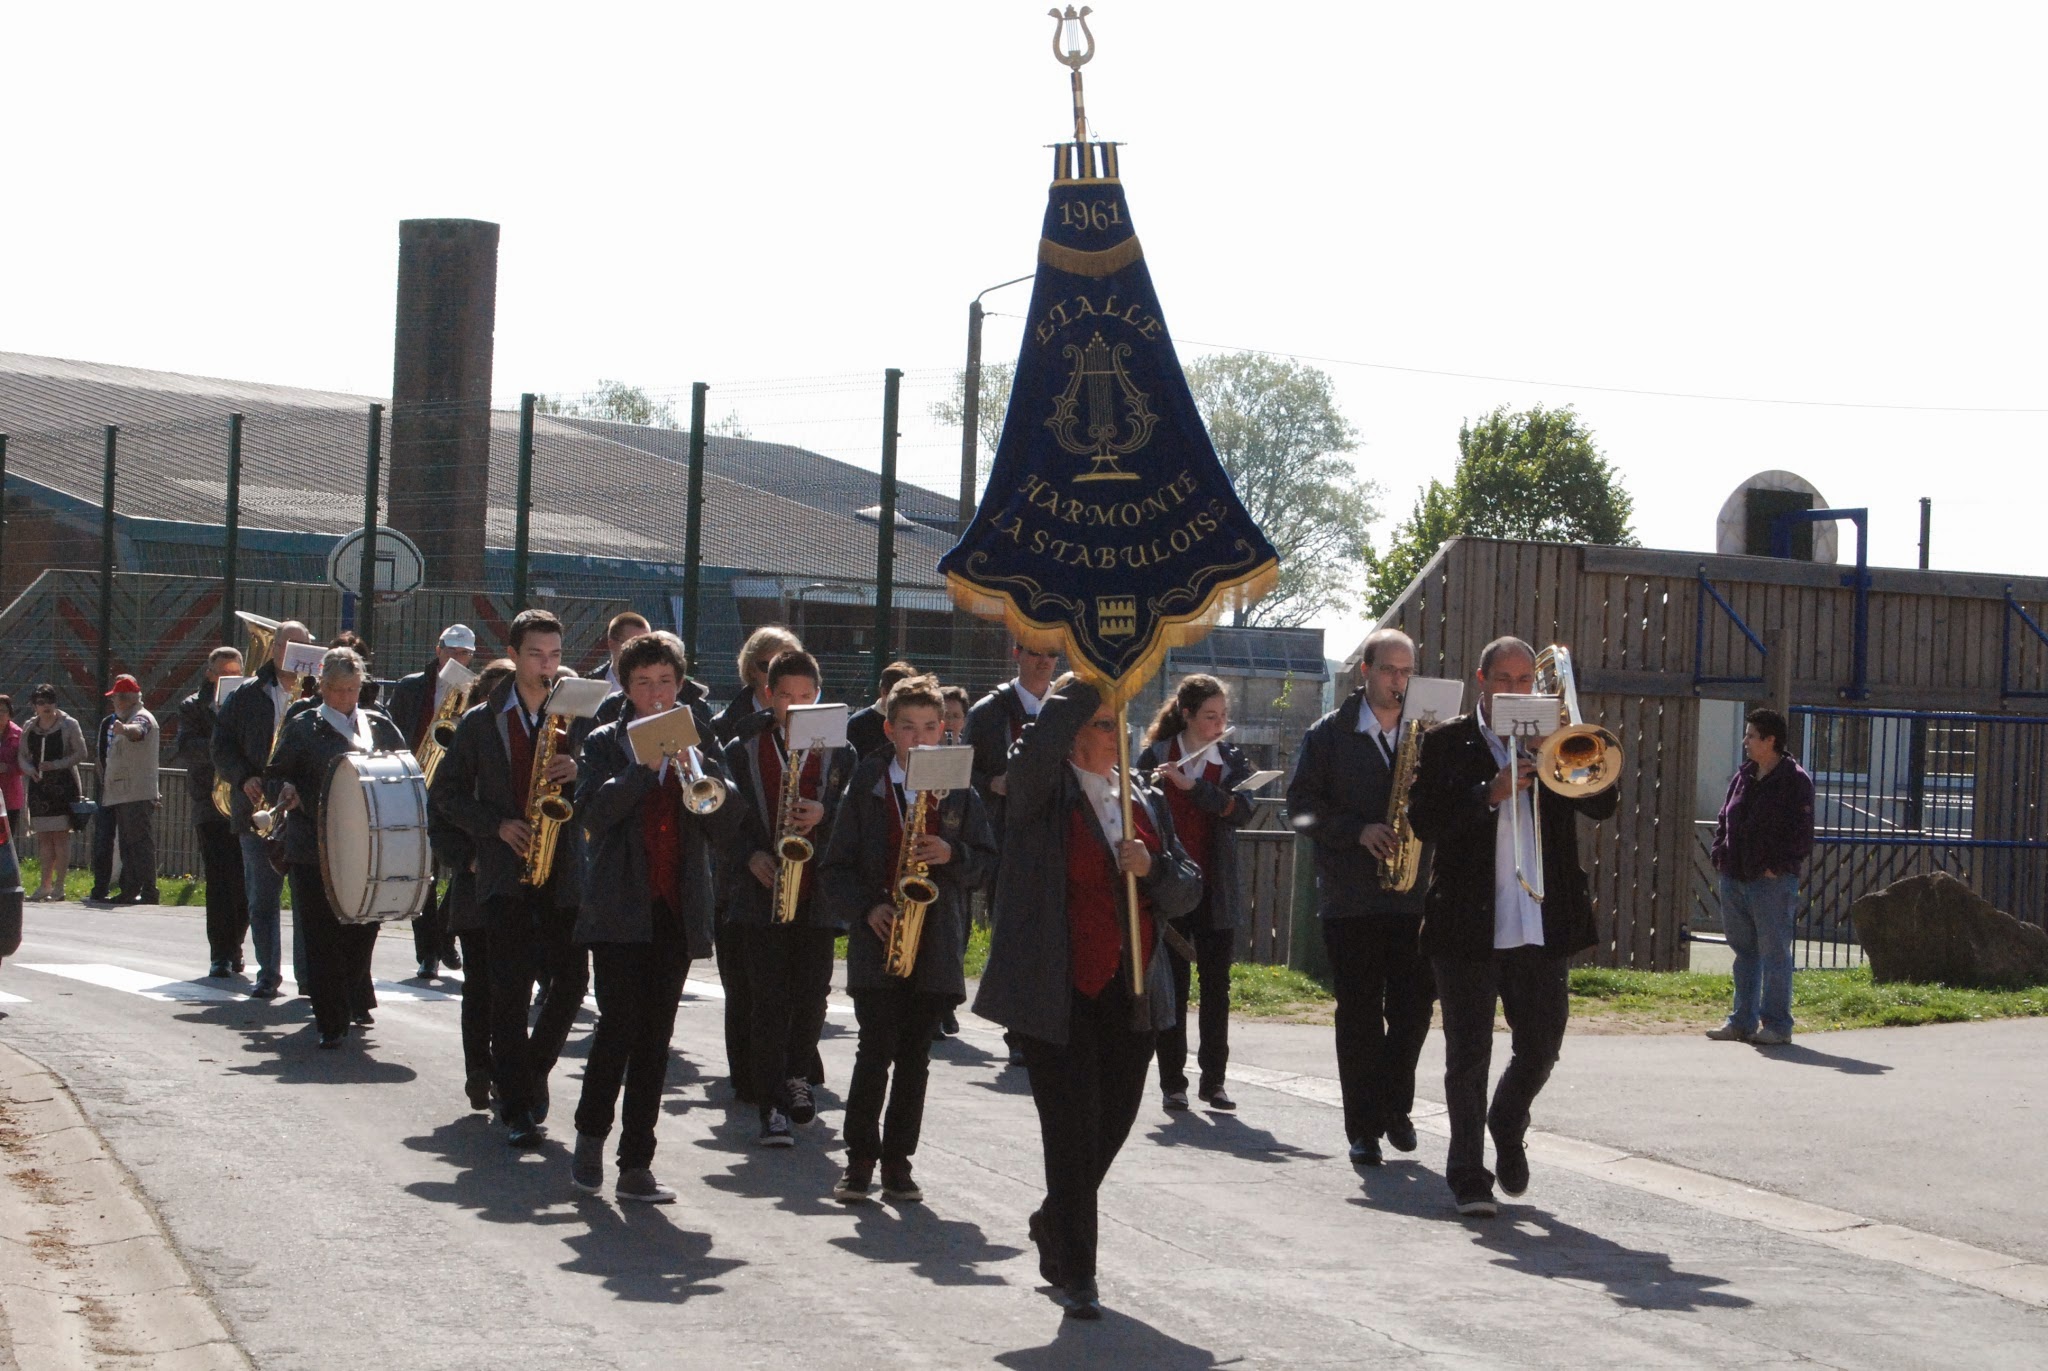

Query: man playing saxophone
left=386, top=623, right=477, bottom=980
left=818, top=675, right=995, bottom=1204
left=1284, top=627, right=1435, bottom=1168
left=429, top=609, right=586, bottom=1149
left=721, top=649, right=856, bottom=1147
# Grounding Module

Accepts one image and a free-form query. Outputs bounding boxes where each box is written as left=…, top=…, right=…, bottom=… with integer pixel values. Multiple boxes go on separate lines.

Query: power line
left=981, top=312, right=2048, bottom=415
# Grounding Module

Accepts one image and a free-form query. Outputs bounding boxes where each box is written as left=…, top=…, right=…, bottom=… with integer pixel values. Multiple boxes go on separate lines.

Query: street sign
left=327, top=525, right=426, bottom=598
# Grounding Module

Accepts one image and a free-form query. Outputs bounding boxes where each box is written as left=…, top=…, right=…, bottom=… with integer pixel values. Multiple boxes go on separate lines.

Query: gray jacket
left=95, top=707, right=160, bottom=808
left=970, top=679, right=1202, bottom=1046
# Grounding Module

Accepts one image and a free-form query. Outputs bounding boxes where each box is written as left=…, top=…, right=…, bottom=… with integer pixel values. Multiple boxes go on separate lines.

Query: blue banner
left=941, top=145, right=1277, bottom=705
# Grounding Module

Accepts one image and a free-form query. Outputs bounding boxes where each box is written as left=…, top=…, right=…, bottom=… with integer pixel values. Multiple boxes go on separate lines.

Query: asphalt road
left=0, top=902, right=2041, bottom=1369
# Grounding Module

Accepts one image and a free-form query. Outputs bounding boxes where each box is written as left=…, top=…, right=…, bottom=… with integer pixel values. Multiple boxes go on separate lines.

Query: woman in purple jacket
left=1708, top=708, right=1815, bottom=1046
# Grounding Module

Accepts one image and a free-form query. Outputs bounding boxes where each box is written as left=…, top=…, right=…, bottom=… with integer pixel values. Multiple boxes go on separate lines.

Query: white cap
left=439, top=624, right=477, bottom=650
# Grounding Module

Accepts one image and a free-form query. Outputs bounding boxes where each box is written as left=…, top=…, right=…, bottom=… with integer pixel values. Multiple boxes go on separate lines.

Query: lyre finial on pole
left=1048, top=6, right=1096, bottom=145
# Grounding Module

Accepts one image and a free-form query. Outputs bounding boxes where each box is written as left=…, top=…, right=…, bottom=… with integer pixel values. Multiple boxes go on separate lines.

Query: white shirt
left=1013, top=680, right=1047, bottom=718
left=318, top=704, right=371, bottom=750
left=267, top=680, right=290, bottom=732
left=1478, top=697, right=1546, bottom=950
left=1070, top=764, right=1125, bottom=844
left=1355, top=704, right=1400, bottom=766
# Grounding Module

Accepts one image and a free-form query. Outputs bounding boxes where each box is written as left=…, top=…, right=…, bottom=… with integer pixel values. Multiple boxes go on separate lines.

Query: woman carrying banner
left=972, top=675, right=1201, bottom=1320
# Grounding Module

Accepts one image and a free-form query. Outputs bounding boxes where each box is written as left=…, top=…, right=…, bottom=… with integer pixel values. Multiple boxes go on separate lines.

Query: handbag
left=69, top=798, right=98, bottom=831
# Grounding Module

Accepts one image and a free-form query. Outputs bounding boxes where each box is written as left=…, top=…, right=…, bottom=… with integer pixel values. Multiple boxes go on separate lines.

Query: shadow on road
left=1144, top=1110, right=1335, bottom=1164
left=1345, top=1159, right=1442, bottom=1215
left=827, top=1199, right=1025, bottom=1287
left=696, top=1106, right=849, bottom=1217
left=931, top=1034, right=1004, bottom=1070
left=964, top=1061, right=1035, bottom=1097
left=557, top=1198, right=743, bottom=1303
left=995, top=1306, right=1225, bottom=1369
left=1469, top=1208, right=1753, bottom=1312
left=401, top=1116, right=584, bottom=1228
left=189, top=1008, right=420, bottom=1085
left=1752, top=1042, right=1893, bottom=1075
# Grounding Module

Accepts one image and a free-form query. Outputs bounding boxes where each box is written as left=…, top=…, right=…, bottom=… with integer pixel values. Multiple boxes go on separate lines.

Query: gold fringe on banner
left=946, top=556, right=1279, bottom=713
left=1036, top=235, right=1145, bottom=278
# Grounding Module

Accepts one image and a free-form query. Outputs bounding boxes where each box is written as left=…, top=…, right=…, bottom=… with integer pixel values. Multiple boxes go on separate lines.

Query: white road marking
left=0, top=990, right=27, bottom=1004
left=17, top=963, right=246, bottom=1003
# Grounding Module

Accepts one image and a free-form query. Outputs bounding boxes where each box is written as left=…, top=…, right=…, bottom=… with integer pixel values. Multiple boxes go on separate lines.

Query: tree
left=1185, top=352, right=1380, bottom=628
left=928, top=361, right=1014, bottom=498
left=536, top=379, right=680, bottom=429
left=1365, top=404, right=1636, bottom=614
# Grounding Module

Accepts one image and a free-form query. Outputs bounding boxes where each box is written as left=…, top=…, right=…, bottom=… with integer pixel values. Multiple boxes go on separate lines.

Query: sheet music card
left=785, top=703, right=848, bottom=751
left=281, top=642, right=327, bottom=678
left=627, top=706, right=702, bottom=768
left=214, top=676, right=245, bottom=706
left=1489, top=693, right=1561, bottom=742
left=438, top=658, right=479, bottom=691
left=1233, top=769, right=1284, bottom=793
left=1399, top=677, right=1465, bottom=730
left=544, top=677, right=613, bottom=721
left=904, top=744, right=974, bottom=794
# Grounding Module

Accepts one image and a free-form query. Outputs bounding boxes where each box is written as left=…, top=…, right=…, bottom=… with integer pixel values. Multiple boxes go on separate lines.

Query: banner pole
left=1118, top=701, right=1144, bottom=1000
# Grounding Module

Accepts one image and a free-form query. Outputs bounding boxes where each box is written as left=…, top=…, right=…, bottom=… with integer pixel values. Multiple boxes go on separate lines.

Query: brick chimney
left=386, top=218, right=498, bottom=587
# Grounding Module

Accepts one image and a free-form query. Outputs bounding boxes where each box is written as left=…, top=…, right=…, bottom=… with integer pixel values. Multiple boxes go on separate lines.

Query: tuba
left=1504, top=645, right=1623, bottom=902
left=768, top=735, right=816, bottom=925
left=519, top=671, right=578, bottom=888
left=211, top=611, right=280, bottom=819
left=882, top=787, right=942, bottom=979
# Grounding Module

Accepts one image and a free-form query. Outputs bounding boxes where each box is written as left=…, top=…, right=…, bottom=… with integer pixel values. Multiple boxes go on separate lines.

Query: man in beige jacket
left=88, top=674, right=160, bottom=906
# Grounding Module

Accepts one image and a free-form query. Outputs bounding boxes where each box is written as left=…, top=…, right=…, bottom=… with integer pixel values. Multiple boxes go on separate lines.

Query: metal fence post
left=0, top=432, right=9, bottom=603
left=221, top=413, right=242, bottom=643
left=683, top=383, right=707, bottom=656
left=98, top=425, right=118, bottom=700
left=872, top=368, right=902, bottom=695
left=358, top=403, right=383, bottom=651
left=513, top=394, right=535, bottom=610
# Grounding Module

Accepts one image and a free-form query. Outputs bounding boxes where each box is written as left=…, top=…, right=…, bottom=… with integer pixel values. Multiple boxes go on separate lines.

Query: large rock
left=1849, top=871, right=2048, bottom=990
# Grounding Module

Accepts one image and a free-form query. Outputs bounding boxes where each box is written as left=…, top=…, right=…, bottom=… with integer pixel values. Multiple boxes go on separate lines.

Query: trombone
left=1501, top=645, right=1623, bottom=902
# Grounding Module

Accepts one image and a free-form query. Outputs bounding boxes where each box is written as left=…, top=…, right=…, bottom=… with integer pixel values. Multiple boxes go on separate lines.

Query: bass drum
left=320, top=751, right=431, bottom=925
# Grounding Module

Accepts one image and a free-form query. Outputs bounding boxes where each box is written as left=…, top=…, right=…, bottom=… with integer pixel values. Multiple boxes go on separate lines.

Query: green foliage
left=1185, top=962, right=1335, bottom=1017
left=1186, top=352, right=1381, bottom=628
left=1568, top=964, right=2048, bottom=1030
left=928, top=362, right=1015, bottom=499
left=1365, top=404, right=1636, bottom=614
left=537, top=379, right=681, bottom=430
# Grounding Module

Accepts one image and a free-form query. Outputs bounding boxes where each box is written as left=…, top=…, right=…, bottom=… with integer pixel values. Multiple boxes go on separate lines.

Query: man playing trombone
left=1408, top=636, right=1617, bottom=1218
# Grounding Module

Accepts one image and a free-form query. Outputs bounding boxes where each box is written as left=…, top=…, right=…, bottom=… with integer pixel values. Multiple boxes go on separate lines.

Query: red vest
left=1160, top=741, right=1222, bottom=879
left=757, top=730, right=825, bottom=903
left=506, top=705, right=539, bottom=813
left=1066, top=797, right=1160, bottom=996
left=641, top=766, right=684, bottom=915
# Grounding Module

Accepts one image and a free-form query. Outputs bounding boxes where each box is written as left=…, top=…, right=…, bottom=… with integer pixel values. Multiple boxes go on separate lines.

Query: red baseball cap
left=106, top=675, right=141, bottom=695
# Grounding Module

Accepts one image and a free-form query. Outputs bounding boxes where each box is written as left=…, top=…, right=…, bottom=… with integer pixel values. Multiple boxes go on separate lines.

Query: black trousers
left=730, top=921, right=836, bottom=1113
left=1324, top=913, right=1435, bottom=1144
left=484, top=889, right=590, bottom=1118
left=456, top=928, right=492, bottom=1082
left=90, top=800, right=155, bottom=898
left=845, top=987, right=949, bottom=1165
left=1433, top=946, right=1570, bottom=1196
left=1155, top=912, right=1234, bottom=1094
left=575, top=923, right=691, bottom=1171
left=291, top=863, right=379, bottom=1038
left=197, top=819, right=248, bottom=967
left=411, top=876, right=450, bottom=966
left=715, top=922, right=753, bottom=1100
left=1020, top=978, right=1157, bottom=1288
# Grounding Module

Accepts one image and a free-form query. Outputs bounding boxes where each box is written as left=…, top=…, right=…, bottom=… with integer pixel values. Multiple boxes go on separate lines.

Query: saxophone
left=1379, top=713, right=1429, bottom=893
left=519, top=677, right=577, bottom=888
left=415, top=667, right=476, bottom=789
left=768, top=737, right=815, bottom=924
left=882, top=788, right=942, bottom=979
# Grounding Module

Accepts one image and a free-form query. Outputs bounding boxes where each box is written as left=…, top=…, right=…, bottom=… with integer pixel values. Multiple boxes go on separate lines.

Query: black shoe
left=942, top=1010, right=959, bottom=1036
left=317, top=1030, right=346, bottom=1050
left=1199, top=1084, right=1235, bottom=1111
left=352, top=1010, right=374, bottom=1027
left=1455, top=1187, right=1499, bottom=1218
left=832, top=1160, right=874, bottom=1204
left=1494, top=1137, right=1530, bottom=1199
left=133, top=891, right=158, bottom=905
left=571, top=1133, right=606, bottom=1195
left=208, top=963, right=231, bottom=979
left=1161, top=1090, right=1190, bottom=1112
left=232, top=957, right=246, bottom=974
left=786, top=1078, right=817, bottom=1126
left=880, top=1161, right=922, bottom=1203
left=505, top=1111, right=545, bottom=1148
left=1385, top=1118, right=1418, bottom=1153
left=758, top=1109, right=795, bottom=1148
left=1059, top=1283, right=1102, bottom=1320
left=1349, top=1135, right=1384, bottom=1167
left=465, top=1074, right=493, bottom=1113
left=530, top=1074, right=551, bottom=1125
left=441, top=943, right=462, bottom=971
left=417, top=961, right=437, bottom=981
left=249, top=982, right=281, bottom=1000
left=1028, top=1209, right=1064, bottom=1287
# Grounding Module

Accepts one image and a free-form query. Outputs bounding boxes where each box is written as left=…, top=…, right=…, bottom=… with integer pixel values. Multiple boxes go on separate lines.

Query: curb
left=0, top=1042, right=252, bottom=1370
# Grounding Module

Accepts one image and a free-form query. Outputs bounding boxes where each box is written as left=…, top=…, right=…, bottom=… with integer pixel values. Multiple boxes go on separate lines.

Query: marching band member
left=430, top=609, right=585, bottom=1148
left=939, top=685, right=971, bottom=745
left=845, top=660, right=916, bottom=760
left=266, top=647, right=407, bottom=1049
left=177, top=646, right=248, bottom=977
left=721, top=649, right=855, bottom=1147
left=1408, top=636, right=1617, bottom=1216
left=1136, top=674, right=1251, bottom=1113
left=211, top=619, right=313, bottom=999
left=820, top=675, right=995, bottom=1204
left=433, top=655, right=515, bottom=1114
left=712, top=625, right=801, bottom=745
left=1286, top=628, right=1434, bottom=1166
left=387, top=623, right=477, bottom=979
left=971, top=676, right=1200, bottom=1320
left=569, top=632, right=741, bottom=1204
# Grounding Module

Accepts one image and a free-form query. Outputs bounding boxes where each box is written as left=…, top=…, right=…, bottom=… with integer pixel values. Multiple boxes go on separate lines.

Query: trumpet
left=1500, top=645, right=1623, bottom=902
left=665, top=743, right=727, bottom=816
left=882, top=787, right=942, bottom=979
left=769, top=736, right=816, bottom=925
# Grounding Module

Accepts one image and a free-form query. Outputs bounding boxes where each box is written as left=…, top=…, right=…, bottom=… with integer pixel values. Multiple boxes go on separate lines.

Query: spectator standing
left=89, top=674, right=161, bottom=906
left=178, top=647, right=248, bottom=976
left=1708, top=708, right=1816, bottom=1047
left=21, top=685, right=87, bottom=901
left=0, top=696, right=27, bottom=839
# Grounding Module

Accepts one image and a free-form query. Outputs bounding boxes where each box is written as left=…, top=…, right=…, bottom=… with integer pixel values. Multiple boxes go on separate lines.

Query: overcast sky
left=7, top=2, right=2043, bottom=657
